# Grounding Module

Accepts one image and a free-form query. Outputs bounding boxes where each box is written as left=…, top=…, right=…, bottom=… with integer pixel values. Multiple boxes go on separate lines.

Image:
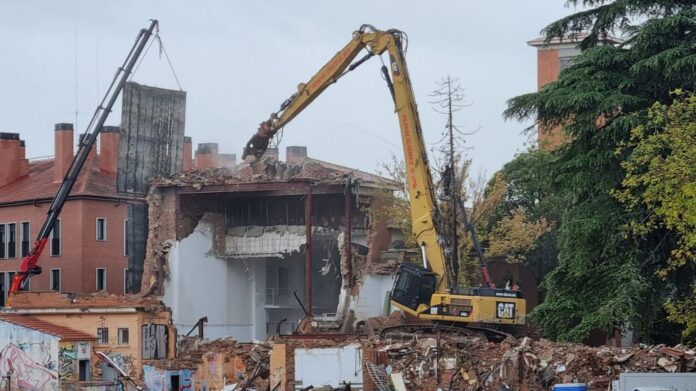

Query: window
left=96, top=268, right=106, bottom=291
left=96, top=218, right=107, bottom=241
left=123, top=269, right=128, bottom=294
left=118, top=328, right=129, bottom=345
left=50, top=220, right=61, bottom=256
left=0, top=225, right=5, bottom=258
left=0, top=272, right=5, bottom=307
left=123, top=219, right=130, bottom=256
left=50, top=269, right=61, bottom=292
left=97, top=327, right=109, bottom=345
left=20, top=222, right=30, bottom=257
left=7, top=223, right=16, bottom=258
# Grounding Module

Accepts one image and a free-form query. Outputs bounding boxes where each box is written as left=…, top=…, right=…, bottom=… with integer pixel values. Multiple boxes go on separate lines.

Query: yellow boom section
left=242, top=26, right=449, bottom=291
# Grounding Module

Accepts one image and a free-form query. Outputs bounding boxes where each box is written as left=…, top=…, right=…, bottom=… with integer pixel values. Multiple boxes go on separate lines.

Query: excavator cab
left=390, top=263, right=437, bottom=311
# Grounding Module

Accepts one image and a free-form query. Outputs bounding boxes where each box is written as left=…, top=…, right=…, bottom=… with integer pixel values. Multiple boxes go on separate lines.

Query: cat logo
left=496, top=302, right=516, bottom=319
left=390, top=55, right=400, bottom=76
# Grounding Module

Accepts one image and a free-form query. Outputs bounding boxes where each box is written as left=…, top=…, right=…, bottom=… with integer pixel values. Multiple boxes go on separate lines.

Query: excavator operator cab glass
left=390, top=264, right=436, bottom=311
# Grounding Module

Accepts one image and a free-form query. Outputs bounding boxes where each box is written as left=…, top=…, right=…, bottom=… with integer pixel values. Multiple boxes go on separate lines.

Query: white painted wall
left=164, top=222, right=266, bottom=341
left=294, top=344, right=363, bottom=390
left=340, top=274, right=396, bottom=322
left=0, top=320, right=60, bottom=390
left=164, top=221, right=395, bottom=341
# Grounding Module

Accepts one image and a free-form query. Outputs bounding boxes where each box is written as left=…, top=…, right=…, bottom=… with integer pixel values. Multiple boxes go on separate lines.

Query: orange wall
left=34, top=310, right=175, bottom=378
left=536, top=47, right=566, bottom=149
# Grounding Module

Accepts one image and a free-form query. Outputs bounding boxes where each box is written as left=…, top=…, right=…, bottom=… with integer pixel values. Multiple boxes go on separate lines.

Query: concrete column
left=304, top=185, right=313, bottom=313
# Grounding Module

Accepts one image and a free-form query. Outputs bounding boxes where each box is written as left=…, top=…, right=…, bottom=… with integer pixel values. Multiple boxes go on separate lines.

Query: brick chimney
left=0, top=132, right=26, bottom=188
left=286, top=146, right=307, bottom=164
left=99, top=126, right=120, bottom=174
left=264, top=147, right=279, bottom=161
left=183, top=136, right=193, bottom=171
left=54, top=123, right=74, bottom=183
left=219, top=153, right=236, bottom=169
left=195, top=143, right=219, bottom=169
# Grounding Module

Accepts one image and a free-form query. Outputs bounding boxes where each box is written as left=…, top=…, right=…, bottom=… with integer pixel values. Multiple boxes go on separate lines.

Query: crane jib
left=7, top=19, right=159, bottom=301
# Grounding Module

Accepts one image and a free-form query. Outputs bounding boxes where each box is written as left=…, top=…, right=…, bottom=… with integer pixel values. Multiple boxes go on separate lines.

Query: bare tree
left=428, top=76, right=479, bottom=285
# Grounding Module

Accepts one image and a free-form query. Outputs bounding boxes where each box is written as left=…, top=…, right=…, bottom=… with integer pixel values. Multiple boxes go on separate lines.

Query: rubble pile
left=371, top=335, right=696, bottom=391
left=155, top=337, right=272, bottom=389
left=152, top=157, right=357, bottom=189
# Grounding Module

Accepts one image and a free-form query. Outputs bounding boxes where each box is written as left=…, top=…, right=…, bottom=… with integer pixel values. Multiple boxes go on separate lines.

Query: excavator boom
left=242, top=25, right=526, bottom=328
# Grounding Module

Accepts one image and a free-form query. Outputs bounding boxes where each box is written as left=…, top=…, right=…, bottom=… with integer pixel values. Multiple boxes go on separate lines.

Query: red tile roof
left=0, top=155, right=121, bottom=204
left=0, top=314, right=95, bottom=341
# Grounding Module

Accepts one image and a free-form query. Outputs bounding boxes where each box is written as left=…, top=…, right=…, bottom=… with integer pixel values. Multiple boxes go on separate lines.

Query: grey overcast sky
left=1, top=1, right=576, bottom=178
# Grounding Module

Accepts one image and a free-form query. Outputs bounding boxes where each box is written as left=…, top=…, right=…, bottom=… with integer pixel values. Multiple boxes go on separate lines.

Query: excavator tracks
left=378, top=322, right=513, bottom=343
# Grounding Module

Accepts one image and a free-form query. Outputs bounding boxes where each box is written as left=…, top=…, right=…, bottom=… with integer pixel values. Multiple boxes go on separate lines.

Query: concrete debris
left=154, top=336, right=272, bottom=390
left=363, top=333, right=696, bottom=391
left=151, top=156, right=379, bottom=188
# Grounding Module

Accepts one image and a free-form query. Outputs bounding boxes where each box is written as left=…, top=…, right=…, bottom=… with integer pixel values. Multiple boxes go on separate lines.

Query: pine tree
left=504, top=0, right=696, bottom=342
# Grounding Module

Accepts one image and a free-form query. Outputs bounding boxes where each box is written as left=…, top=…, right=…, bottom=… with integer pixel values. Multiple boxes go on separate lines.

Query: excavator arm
left=243, top=25, right=526, bottom=327
left=242, top=26, right=450, bottom=293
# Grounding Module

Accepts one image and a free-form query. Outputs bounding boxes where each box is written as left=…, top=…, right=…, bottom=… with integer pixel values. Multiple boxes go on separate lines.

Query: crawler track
left=379, top=322, right=513, bottom=343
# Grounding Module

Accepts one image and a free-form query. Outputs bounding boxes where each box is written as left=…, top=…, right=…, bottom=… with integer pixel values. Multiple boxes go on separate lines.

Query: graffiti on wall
left=142, top=324, right=168, bottom=359
left=0, top=343, right=59, bottom=391
left=58, top=345, right=77, bottom=381
left=143, top=365, right=193, bottom=391
left=105, top=351, right=134, bottom=375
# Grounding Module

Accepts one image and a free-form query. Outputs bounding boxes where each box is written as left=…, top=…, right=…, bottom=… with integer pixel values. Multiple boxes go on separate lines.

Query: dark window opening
left=0, top=225, right=5, bottom=258
left=7, top=223, right=16, bottom=258
left=79, top=359, right=91, bottom=381
left=0, top=272, right=5, bottom=307
left=124, top=219, right=130, bottom=256
left=50, top=269, right=60, bottom=292
left=171, top=375, right=180, bottom=390
left=96, top=218, right=106, bottom=241
left=20, top=222, right=30, bottom=257
left=50, top=220, right=61, bottom=256
left=96, top=268, right=106, bottom=291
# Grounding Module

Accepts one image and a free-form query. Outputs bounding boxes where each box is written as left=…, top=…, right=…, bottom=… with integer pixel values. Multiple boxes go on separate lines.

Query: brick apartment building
left=0, top=122, right=242, bottom=307
left=527, top=33, right=622, bottom=149
left=0, top=124, right=144, bottom=304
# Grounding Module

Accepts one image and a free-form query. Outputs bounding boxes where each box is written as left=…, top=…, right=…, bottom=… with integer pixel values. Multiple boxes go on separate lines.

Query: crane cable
left=129, top=23, right=183, bottom=91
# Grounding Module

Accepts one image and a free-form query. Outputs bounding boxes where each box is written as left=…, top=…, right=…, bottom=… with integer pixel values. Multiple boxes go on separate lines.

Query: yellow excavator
left=242, top=25, right=526, bottom=337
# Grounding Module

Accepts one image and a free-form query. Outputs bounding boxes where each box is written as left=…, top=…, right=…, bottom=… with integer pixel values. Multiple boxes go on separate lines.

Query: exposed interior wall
left=163, top=221, right=263, bottom=341
left=150, top=182, right=397, bottom=340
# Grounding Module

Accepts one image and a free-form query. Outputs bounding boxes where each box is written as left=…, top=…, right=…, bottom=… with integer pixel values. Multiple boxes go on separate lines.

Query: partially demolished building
left=141, top=147, right=401, bottom=340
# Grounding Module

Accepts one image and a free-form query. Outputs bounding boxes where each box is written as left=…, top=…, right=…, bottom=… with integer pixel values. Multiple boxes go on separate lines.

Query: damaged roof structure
left=141, top=147, right=402, bottom=341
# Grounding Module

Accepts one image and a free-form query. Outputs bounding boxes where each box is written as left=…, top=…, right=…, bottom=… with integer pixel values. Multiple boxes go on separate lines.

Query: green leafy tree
left=504, top=0, right=696, bottom=341
left=616, top=91, right=696, bottom=343
left=480, top=149, right=560, bottom=288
